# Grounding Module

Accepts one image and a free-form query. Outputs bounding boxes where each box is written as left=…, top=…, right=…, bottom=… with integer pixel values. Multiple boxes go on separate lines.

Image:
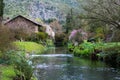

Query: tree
left=82, top=0, right=120, bottom=29
left=0, top=0, right=4, bottom=24
left=79, top=0, right=120, bottom=42
left=65, top=9, right=88, bottom=34
left=0, top=25, right=14, bottom=53
left=65, top=9, right=74, bottom=33
left=50, top=20, right=63, bottom=33
left=69, top=29, right=88, bottom=45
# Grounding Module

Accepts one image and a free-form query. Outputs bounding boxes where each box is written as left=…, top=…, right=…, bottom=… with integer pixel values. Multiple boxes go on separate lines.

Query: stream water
left=32, top=47, right=120, bottom=80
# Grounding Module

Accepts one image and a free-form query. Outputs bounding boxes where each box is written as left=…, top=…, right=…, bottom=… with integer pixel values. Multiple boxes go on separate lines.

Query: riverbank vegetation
left=68, top=41, right=120, bottom=67
left=0, top=0, right=120, bottom=79
left=66, top=0, right=120, bottom=68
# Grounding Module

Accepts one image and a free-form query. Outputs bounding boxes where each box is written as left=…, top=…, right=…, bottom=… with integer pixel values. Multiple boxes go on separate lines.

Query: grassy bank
left=14, top=41, right=46, bottom=54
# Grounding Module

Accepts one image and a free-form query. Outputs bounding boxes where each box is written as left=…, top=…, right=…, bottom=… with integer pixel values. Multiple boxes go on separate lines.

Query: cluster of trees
left=65, top=0, right=120, bottom=42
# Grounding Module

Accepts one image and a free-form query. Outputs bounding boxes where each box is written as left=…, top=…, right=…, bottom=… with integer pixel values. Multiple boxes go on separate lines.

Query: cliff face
left=4, top=0, right=83, bottom=23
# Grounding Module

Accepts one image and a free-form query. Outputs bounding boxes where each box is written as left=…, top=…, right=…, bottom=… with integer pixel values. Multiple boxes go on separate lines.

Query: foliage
left=80, top=0, right=120, bottom=42
left=4, top=50, right=34, bottom=80
left=111, top=29, right=120, bottom=42
left=26, top=33, right=37, bottom=42
left=14, top=41, right=46, bottom=54
left=27, top=32, right=48, bottom=42
left=35, top=18, right=43, bottom=24
left=83, top=0, right=120, bottom=29
left=64, top=9, right=77, bottom=33
left=94, top=27, right=105, bottom=40
left=46, top=39, right=54, bottom=47
left=69, top=29, right=88, bottom=44
left=68, top=41, right=104, bottom=58
left=103, top=45, right=120, bottom=67
left=36, top=32, right=48, bottom=41
left=55, top=32, right=68, bottom=46
left=0, top=65, right=16, bottom=80
left=4, top=0, right=82, bottom=23
left=50, top=20, right=63, bottom=33
left=69, top=40, right=120, bottom=65
left=0, top=0, right=4, bottom=22
left=0, top=25, right=14, bottom=53
left=69, top=42, right=91, bottom=57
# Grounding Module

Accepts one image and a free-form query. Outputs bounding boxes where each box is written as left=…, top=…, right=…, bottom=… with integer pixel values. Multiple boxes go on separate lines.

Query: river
left=32, top=47, right=120, bottom=80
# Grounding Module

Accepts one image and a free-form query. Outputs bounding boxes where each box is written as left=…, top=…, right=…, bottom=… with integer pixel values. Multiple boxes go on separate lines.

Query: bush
left=5, top=50, right=34, bottom=80
left=112, top=30, right=120, bottom=42
left=36, top=32, right=48, bottom=41
left=46, top=39, right=54, bottom=47
left=73, top=42, right=95, bottom=58
left=26, top=33, right=37, bottom=42
left=27, top=32, right=48, bottom=43
left=103, top=45, right=120, bottom=67
left=0, top=25, right=14, bottom=52
left=55, top=32, right=68, bottom=46
left=68, top=41, right=104, bottom=58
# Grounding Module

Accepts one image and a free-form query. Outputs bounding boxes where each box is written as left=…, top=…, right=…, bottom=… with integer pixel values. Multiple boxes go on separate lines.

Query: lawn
left=14, top=41, right=46, bottom=54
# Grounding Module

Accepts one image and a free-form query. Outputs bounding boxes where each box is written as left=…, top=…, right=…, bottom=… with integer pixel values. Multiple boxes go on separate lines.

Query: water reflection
left=32, top=54, right=120, bottom=80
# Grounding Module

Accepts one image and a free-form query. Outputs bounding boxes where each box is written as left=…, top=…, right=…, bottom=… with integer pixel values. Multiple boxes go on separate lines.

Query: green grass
left=14, top=41, right=46, bottom=54
left=0, top=65, right=16, bottom=80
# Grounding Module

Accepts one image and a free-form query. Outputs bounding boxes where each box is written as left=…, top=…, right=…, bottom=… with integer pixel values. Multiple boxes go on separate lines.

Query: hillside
left=4, top=0, right=84, bottom=23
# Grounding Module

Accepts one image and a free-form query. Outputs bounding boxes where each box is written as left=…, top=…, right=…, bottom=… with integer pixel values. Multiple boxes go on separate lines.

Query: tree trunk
left=109, top=29, right=117, bottom=42
left=0, top=17, right=3, bottom=25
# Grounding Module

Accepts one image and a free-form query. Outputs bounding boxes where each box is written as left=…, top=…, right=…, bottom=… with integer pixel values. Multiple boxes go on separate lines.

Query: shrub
left=68, top=41, right=104, bottom=58
left=73, top=42, right=95, bottom=58
left=112, top=30, right=120, bottom=42
left=26, top=33, right=37, bottom=42
left=46, top=39, right=54, bottom=47
left=5, top=50, right=34, bottom=80
left=55, top=32, right=68, bottom=46
left=0, top=25, right=14, bottom=52
left=103, top=45, right=120, bottom=67
left=69, top=29, right=88, bottom=44
left=36, top=32, right=48, bottom=41
left=27, top=32, right=48, bottom=43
